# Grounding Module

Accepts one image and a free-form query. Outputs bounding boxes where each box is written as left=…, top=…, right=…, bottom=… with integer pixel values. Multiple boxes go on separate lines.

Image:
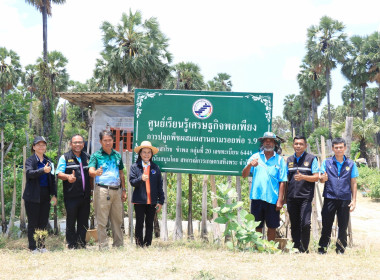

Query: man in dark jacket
left=318, top=138, right=358, bottom=254
left=57, top=134, right=92, bottom=249
left=286, top=136, right=319, bottom=252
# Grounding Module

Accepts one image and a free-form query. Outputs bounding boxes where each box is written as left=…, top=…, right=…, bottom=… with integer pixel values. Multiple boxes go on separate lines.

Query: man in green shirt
left=89, top=130, right=127, bottom=249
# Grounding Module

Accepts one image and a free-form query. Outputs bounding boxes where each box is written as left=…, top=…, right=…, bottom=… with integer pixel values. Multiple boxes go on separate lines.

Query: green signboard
left=133, top=89, right=272, bottom=175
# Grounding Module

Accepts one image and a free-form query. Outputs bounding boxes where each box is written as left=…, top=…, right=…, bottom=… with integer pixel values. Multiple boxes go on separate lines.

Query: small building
left=58, top=92, right=135, bottom=153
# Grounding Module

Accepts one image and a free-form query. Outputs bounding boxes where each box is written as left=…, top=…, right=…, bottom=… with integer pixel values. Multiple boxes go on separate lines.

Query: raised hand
left=68, top=170, right=76, bottom=183
left=250, top=158, right=259, bottom=167
left=294, top=170, right=303, bottom=181
left=44, top=162, right=51, bottom=173
left=320, top=172, right=328, bottom=183
left=96, top=166, right=103, bottom=176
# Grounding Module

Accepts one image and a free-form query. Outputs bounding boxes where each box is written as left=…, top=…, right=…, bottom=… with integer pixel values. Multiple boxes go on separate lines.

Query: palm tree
left=166, top=62, right=205, bottom=90
left=283, top=94, right=303, bottom=135
left=100, top=10, right=172, bottom=91
left=341, top=84, right=362, bottom=118
left=297, top=61, right=327, bottom=131
left=353, top=118, right=380, bottom=160
left=364, top=31, right=380, bottom=121
left=341, top=35, right=371, bottom=121
left=25, top=0, right=66, bottom=62
left=0, top=47, right=22, bottom=233
left=207, top=73, right=232, bottom=91
left=34, top=51, right=69, bottom=137
left=306, top=16, right=349, bottom=139
left=366, top=87, right=379, bottom=121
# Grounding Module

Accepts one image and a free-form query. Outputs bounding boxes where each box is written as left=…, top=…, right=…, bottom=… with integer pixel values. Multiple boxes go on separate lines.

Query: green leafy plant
left=33, top=229, right=48, bottom=249
left=357, top=166, right=380, bottom=198
left=213, top=183, right=280, bottom=253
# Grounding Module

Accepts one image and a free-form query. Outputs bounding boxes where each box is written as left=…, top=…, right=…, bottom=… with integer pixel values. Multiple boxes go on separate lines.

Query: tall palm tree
left=0, top=47, right=22, bottom=232
left=100, top=10, right=172, bottom=91
left=297, top=61, right=327, bottom=131
left=306, top=16, right=349, bottom=139
left=364, top=31, right=380, bottom=121
left=283, top=94, right=303, bottom=135
left=25, top=0, right=66, bottom=62
left=34, top=51, right=69, bottom=137
left=341, top=35, right=371, bottom=121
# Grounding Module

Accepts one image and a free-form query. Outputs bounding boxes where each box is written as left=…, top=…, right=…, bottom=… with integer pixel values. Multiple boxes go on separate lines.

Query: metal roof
left=58, top=92, right=134, bottom=107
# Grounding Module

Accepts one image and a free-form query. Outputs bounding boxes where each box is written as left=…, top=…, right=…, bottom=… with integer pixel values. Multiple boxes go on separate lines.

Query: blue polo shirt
left=320, top=156, right=358, bottom=178
left=248, top=151, right=287, bottom=204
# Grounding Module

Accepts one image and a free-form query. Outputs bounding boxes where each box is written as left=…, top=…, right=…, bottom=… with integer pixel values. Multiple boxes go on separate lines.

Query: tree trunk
left=201, top=174, right=208, bottom=241
left=0, top=88, right=5, bottom=233
left=187, top=174, right=193, bottom=239
left=377, top=85, right=380, bottom=122
left=6, top=159, right=17, bottom=238
left=42, top=0, right=48, bottom=63
left=173, top=173, right=182, bottom=240
left=359, top=138, right=368, bottom=161
left=20, top=146, right=27, bottom=232
left=326, top=68, right=332, bottom=139
left=362, top=85, right=366, bottom=121
left=311, top=97, right=316, bottom=132
left=42, top=94, right=52, bottom=138
left=343, top=117, right=353, bottom=159
left=209, top=175, right=221, bottom=241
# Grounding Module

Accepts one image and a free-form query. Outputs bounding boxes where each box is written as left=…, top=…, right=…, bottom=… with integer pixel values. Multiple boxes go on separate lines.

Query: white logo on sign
left=192, top=99, right=213, bottom=119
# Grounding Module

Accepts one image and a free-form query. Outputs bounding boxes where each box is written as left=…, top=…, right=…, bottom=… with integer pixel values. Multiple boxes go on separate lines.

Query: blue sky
left=1, top=0, right=379, bottom=117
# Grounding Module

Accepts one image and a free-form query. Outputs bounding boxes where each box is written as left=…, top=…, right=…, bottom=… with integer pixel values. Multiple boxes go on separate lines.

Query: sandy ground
left=350, top=192, right=380, bottom=248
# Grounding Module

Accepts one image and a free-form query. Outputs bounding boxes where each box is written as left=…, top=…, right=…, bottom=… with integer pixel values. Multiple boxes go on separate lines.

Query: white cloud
left=282, top=57, right=301, bottom=81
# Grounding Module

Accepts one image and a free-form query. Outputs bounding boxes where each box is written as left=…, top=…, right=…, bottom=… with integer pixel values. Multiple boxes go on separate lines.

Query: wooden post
left=201, top=174, right=208, bottom=241
left=210, top=175, right=220, bottom=241
left=173, top=173, right=183, bottom=240
left=161, top=173, right=168, bottom=241
left=311, top=183, right=319, bottom=239
left=187, top=174, right=194, bottom=239
left=125, top=151, right=134, bottom=243
left=236, top=176, right=242, bottom=223
left=6, top=158, right=17, bottom=237
left=120, top=148, right=126, bottom=234
left=343, top=117, right=353, bottom=158
left=20, top=146, right=26, bottom=232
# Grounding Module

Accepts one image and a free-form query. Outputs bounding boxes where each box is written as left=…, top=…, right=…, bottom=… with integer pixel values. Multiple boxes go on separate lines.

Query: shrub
left=357, top=166, right=380, bottom=199
left=213, top=183, right=280, bottom=253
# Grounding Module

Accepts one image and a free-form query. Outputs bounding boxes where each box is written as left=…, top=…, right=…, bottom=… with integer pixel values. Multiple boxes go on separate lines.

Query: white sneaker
left=39, top=248, right=48, bottom=253
left=31, top=249, right=39, bottom=254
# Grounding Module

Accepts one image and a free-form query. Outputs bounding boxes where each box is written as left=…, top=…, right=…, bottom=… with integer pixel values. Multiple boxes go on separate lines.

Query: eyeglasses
left=72, top=141, right=84, bottom=145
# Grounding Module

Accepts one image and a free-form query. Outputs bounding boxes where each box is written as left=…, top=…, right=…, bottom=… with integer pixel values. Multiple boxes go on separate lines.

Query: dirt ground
left=349, top=192, right=380, bottom=249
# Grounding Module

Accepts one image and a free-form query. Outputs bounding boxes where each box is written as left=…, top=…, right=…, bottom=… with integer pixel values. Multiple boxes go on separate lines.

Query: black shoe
left=318, top=248, right=327, bottom=254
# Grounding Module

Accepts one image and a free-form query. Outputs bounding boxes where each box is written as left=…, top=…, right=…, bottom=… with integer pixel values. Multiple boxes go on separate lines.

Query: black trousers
left=319, top=198, right=351, bottom=253
left=64, top=196, right=90, bottom=249
left=287, top=197, right=312, bottom=252
left=25, top=187, right=51, bottom=250
left=134, top=204, right=156, bottom=247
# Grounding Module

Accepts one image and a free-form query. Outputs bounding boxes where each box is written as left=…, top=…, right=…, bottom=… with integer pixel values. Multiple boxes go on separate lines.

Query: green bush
left=213, top=183, right=280, bottom=253
left=357, top=166, right=380, bottom=199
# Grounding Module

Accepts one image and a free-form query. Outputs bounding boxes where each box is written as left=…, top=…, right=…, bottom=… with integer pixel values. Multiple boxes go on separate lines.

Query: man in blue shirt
left=242, top=132, right=287, bottom=241
left=318, top=138, right=358, bottom=254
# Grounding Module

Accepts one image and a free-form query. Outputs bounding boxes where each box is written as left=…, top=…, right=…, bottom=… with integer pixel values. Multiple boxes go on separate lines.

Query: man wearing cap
left=129, top=141, right=165, bottom=247
left=56, top=134, right=92, bottom=249
left=318, top=137, right=358, bottom=254
left=88, top=130, right=127, bottom=249
left=286, top=136, right=319, bottom=253
left=242, top=132, right=287, bottom=241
